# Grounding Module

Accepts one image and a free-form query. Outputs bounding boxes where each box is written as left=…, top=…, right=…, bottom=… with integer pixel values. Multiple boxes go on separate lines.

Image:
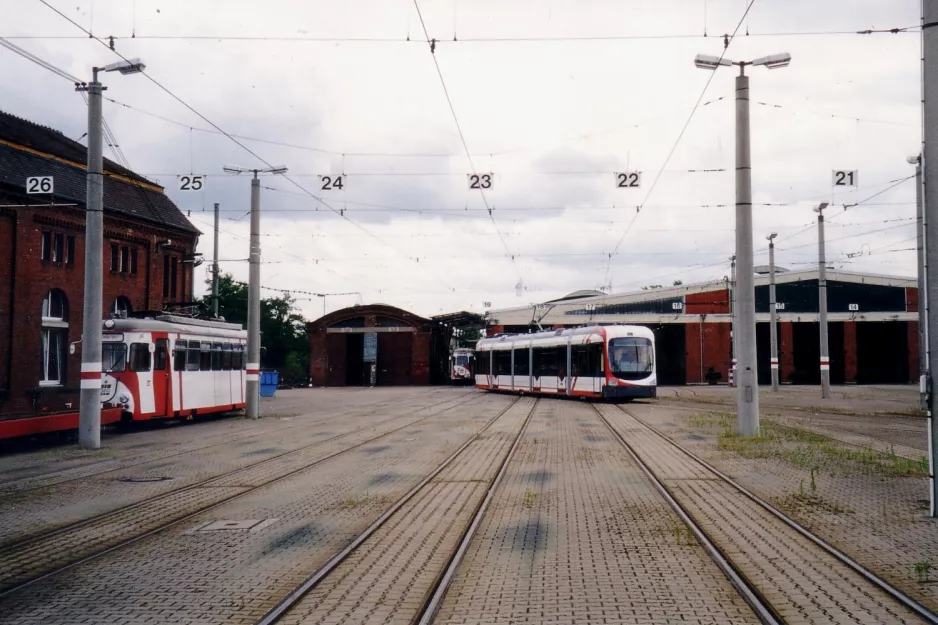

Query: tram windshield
left=455, top=355, right=470, bottom=366
left=102, top=343, right=127, bottom=372
left=608, top=337, right=653, bottom=380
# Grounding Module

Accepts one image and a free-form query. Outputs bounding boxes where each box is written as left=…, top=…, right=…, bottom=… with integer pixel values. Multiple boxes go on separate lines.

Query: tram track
left=253, top=397, right=537, bottom=625
left=0, top=392, right=490, bottom=598
left=0, top=388, right=460, bottom=494
left=595, top=403, right=938, bottom=625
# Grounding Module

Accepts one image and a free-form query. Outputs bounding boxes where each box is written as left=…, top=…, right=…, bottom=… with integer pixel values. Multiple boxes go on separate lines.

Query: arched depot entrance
left=308, top=305, right=434, bottom=386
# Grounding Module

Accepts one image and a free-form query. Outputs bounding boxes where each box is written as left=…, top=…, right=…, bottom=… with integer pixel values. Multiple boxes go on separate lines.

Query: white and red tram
left=99, top=315, right=248, bottom=420
left=474, top=325, right=656, bottom=400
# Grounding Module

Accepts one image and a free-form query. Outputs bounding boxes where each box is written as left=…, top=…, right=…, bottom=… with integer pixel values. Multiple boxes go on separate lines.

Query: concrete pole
left=78, top=68, right=104, bottom=450
left=735, top=69, right=760, bottom=436
left=246, top=175, right=261, bottom=419
left=922, top=0, right=938, bottom=516
left=916, top=160, right=926, bottom=381
left=730, top=256, right=737, bottom=387
left=769, top=238, right=779, bottom=391
left=212, top=202, right=220, bottom=318
left=818, top=205, right=831, bottom=399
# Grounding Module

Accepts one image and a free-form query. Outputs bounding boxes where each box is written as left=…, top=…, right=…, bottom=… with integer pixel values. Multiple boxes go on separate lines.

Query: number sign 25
left=468, top=174, right=493, bottom=190
left=319, top=175, right=344, bottom=191
left=615, top=172, right=641, bottom=188
left=832, top=170, right=858, bottom=187
left=178, top=175, right=204, bottom=191
left=26, top=176, right=53, bottom=194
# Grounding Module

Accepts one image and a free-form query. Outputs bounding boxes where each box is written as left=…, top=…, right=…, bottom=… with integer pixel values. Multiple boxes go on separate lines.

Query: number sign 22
left=179, top=175, right=204, bottom=191
left=616, top=172, right=641, bottom=188
left=468, top=174, right=493, bottom=190
left=832, top=170, right=858, bottom=187
left=320, top=175, right=344, bottom=190
left=27, top=176, right=54, bottom=194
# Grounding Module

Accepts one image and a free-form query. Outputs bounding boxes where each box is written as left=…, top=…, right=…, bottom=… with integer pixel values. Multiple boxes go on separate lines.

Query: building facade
left=0, top=111, right=199, bottom=416
left=485, top=270, right=919, bottom=386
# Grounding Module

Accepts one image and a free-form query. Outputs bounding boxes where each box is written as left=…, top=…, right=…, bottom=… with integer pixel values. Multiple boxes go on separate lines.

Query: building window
left=66, top=236, right=75, bottom=266
left=170, top=257, right=178, bottom=300
left=120, top=247, right=129, bottom=273
left=111, top=243, right=119, bottom=272
left=40, top=289, right=68, bottom=386
left=130, top=248, right=138, bottom=275
left=41, top=231, right=51, bottom=262
left=163, top=254, right=170, bottom=297
left=52, top=233, right=63, bottom=264
left=112, top=296, right=132, bottom=318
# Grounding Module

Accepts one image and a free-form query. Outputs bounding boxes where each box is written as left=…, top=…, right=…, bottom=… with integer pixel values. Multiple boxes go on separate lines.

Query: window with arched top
left=112, top=296, right=132, bottom=318
left=40, top=289, right=68, bottom=386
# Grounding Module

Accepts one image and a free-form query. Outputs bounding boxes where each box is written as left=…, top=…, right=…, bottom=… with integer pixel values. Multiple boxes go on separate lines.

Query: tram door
left=153, top=338, right=171, bottom=417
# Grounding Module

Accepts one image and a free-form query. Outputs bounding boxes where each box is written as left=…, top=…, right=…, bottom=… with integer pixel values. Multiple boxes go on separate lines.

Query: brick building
left=0, top=111, right=199, bottom=416
left=308, top=305, right=442, bottom=386
left=484, top=269, right=919, bottom=386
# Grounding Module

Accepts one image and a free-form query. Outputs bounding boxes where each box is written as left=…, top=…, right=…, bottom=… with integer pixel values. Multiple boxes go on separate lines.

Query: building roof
left=0, top=110, right=198, bottom=234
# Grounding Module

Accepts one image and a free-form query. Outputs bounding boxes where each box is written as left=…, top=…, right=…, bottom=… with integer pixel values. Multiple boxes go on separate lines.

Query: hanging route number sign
left=615, top=172, right=642, bottom=188
left=832, top=170, right=858, bottom=187
left=26, top=176, right=54, bottom=194
left=178, top=175, right=205, bottom=191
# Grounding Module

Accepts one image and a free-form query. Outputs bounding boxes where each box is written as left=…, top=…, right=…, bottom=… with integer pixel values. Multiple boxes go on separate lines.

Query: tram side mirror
left=69, top=344, right=76, bottom=355
left=149, top=344, right=156, bottom=354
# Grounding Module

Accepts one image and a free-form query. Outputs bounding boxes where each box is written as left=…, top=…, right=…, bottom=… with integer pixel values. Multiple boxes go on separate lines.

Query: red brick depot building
left=0, top=111, right=200, bottom=416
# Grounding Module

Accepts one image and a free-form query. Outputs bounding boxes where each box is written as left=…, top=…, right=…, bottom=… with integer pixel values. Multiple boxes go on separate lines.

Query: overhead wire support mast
left=411, top=0, right=523, bottom=287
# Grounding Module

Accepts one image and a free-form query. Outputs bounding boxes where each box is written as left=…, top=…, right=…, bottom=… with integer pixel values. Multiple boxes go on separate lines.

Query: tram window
left=494, top=350, right=511, bottom=376
left=556, top=346, right=568, bottom=379
left=221, top=345, right=232, bottom=370
left=232, top=346, right=243, bottom=370
left=154, top=339, right=168, bottom=371
left=533, top=348, right=557, bottom=377
left=187, top=340, right=201, bottom=371
left=573, top=344, right=602, bottom=377
left=102, top=343, right=127, bottom=372
left=211, top=343, right=223, bottom=371
left=130, top=343, right=151, bottom=372
left=475, top=351, right=490, bottom=373
left=513, top=349, right=530, bottom=375
left=200, top=344, right=212, bottom=371
left=174, top=340, right=187, bottom=371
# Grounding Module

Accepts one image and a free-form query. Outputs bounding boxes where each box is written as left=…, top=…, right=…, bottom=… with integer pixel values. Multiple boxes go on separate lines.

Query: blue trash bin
left=259, top=370, right=279, bottom=397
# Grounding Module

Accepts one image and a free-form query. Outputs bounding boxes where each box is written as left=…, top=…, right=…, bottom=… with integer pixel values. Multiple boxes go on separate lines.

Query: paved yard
left=0, top=385, right=934, bottom=624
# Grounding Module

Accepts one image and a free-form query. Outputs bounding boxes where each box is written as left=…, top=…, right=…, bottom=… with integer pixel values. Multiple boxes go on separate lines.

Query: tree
left=673, top=280, right=683, bottom=286
left=199, top=274, right=309, bottom=384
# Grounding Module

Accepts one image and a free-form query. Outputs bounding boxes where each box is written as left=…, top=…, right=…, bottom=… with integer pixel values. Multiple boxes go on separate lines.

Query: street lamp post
left=730, top=255, right=737, bottom=387
left=910, top=155, right=926, bottom=390
left=76, top=58, right=146, bottom=450
left=222, top=165, right=288, bottom=420
left=767, top=232, right=779, bottom=391
left=815, top=202, right=831, bottom=399
left=695, top=51, right=791, bottom=436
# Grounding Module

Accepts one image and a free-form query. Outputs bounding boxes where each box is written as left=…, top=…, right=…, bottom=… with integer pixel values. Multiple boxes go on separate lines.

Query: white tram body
left=449, top=348, right=475, bottom=383
left=474, top=325, right=656, bottom=400
left=100, top=315, right=247, bottom=421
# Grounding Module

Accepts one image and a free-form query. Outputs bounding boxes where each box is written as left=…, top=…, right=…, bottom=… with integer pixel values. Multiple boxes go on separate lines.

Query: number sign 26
left=178, top=175, right=204, bottom=191
left=26, top=176, right=54, bottom=194
left=319, top=175, right=344, bottom=191
left=615, top=172, right=641, bottom=188
left=468, top=174, right=493, bottom=190
left=832, top=170, right=858, bottom=187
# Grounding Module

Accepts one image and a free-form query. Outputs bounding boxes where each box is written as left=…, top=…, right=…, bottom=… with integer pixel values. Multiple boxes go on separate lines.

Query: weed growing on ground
left=914, top=559, right=934, bottom=583
left=689, top=412, right=733, bottom=429
left=336, top=492, right=394, bottom=510
left=523, top=488, right=538, bottom=509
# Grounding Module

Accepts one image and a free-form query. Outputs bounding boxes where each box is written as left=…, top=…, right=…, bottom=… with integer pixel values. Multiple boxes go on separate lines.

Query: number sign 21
left=832, top=170, right=858, bottom=187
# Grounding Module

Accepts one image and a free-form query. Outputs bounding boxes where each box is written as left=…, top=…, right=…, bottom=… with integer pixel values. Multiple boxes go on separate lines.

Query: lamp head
left=767, top=232, right=778, bottom=241
left=223, top=165, right=248, bottom=174
left=102, top=58, right=146, bottom=75
left=908, top=155, right=922, bottom=165
left=694, top=54, right=733, bottom=70
left=752, top=53, right=791, bottom=69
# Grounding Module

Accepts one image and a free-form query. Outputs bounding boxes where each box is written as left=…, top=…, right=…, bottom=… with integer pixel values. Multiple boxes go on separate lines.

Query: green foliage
left=199, top=274, right=308, bottom=384
left=914, top=559, right=933, bottom=583
left=673, top=280, right=683, bottom=286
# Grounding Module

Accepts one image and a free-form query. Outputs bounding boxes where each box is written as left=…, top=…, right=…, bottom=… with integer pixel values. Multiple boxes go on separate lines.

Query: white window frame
left=40, top=290, right=68, bottom=387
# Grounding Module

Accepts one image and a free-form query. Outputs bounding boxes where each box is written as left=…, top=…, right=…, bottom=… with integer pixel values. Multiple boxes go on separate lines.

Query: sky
left=0, top=0, right=923, bottom=319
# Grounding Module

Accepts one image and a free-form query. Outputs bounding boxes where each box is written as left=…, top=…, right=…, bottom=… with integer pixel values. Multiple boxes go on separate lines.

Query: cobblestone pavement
left=625, top=401, right=938, bottom=621
left=435, top=399, right=758, bottom=625
left=273, top=397, right=536, bottom=625
left=0, top=389, right=473, bottom=546
left=0, top=391, right=482, bottom=595
left=0, top=392, right=515, bottom=625
left=0, top=388, right=456, bottom=490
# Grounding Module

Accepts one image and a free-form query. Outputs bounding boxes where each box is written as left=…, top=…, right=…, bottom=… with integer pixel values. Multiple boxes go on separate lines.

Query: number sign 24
left=26, top=176, right=54, bottom=194
left=615, top=172, right=641, bottom=188
left=178, top=175, right=204, bottom=191
left=319, top=175, right=344, bottom=191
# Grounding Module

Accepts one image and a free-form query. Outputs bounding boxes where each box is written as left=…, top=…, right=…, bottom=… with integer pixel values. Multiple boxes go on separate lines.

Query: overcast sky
left=1, top=0, right=923, bottom=319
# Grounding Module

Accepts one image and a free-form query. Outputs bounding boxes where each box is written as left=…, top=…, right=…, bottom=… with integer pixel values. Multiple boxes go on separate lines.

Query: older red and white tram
left=474, top=325, right=656, bottom=400
left=100, top=315, right=248, bottom=420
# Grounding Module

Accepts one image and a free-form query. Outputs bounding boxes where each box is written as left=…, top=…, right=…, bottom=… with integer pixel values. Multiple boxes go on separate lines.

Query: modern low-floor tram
left=474, top=324, right=656, bottom=400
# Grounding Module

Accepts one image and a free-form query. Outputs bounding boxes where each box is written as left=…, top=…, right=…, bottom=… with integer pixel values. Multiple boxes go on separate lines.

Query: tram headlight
left=609, top=379, right=618, bottom=387
left=119, top=394, right=130, bottom=405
